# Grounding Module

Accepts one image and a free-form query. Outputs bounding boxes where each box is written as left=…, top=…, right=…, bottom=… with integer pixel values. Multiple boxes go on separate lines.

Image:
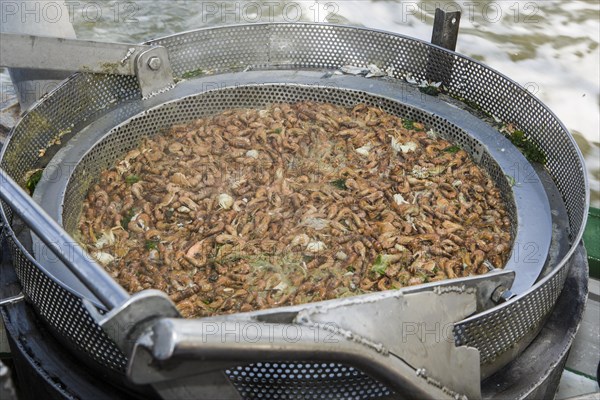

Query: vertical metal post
left=426, top=8, right=461, bottom=85
left=431, top=8, right=461, bottom=51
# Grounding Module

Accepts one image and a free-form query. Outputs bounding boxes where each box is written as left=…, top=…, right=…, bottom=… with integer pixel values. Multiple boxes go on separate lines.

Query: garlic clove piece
left=217, top=193, right=234, bottom=210
left=356, top=143, right=372, bottom=156
left=95, top=229, right=116, bottom=249
left=92, top=251, right=115, bottom=266
left=291, top=233, right=310, bottom=247
left=399, top=141, right=418, bottom=153
left=393, top=194, right=409, bottom=205
left=306, top=241, right=327, bottom=253
left=246, top=150, right=259, bottom=159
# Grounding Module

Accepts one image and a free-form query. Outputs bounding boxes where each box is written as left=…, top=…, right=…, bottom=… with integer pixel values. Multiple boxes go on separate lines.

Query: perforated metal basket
left=0, top=23, right=589, bottom=398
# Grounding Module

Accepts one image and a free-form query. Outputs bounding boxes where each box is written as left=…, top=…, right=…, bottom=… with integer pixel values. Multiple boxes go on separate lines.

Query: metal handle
left=0, top=33, right=175, bottom=97
left=130, top=319, right=464, bottom=400
left=0, top=168, right=129, bottom=309
left=80, top=272, right=512, bottom=400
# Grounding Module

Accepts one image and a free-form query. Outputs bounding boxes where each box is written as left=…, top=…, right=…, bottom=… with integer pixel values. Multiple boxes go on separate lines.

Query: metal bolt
left=147, top=57, right=162, bottom=71
left=491, top=286, right=517, bottom=304
left=0, top=292, right=25, bottom=306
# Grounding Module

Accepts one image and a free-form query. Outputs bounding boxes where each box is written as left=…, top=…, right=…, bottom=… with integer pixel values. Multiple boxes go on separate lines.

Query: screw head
left=147, top=57, right=162, bottom=71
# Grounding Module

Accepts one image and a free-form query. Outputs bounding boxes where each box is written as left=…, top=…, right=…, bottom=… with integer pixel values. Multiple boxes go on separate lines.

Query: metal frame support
left=426, top=8, right=462, bottom=85
left=431, top=8, right=461, bottom=51
left=0, top=33, right=175, bottom=99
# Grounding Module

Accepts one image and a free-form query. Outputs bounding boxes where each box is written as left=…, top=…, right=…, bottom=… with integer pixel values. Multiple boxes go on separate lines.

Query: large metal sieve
left=0, top=23, right=588, bottom=399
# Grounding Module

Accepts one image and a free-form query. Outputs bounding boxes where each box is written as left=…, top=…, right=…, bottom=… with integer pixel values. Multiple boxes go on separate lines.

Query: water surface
left=2, top=0, right=598, bottom=205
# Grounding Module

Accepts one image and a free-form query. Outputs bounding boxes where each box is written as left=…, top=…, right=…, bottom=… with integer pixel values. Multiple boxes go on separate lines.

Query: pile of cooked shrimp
left=79, top=102, right=511, bottom=318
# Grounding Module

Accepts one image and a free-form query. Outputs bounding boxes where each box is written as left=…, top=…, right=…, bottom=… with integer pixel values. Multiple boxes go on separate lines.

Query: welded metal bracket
left=295, top=289, right=481, bottom=398
left=122, top=271, right=515, bottom=400
left=0, top=33, right=175, bottom=99
left=134, top=46, right=175, bottom=98
left=128, top=292, right=476, bottom=400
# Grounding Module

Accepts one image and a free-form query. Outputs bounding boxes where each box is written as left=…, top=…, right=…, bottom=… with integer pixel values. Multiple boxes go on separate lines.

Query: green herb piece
left=121, top=208, right=136, bottom=230
left=449, top=94, right=492, bottom=116
left=145, top=240, right=159, bottom=250
left=402, top=119, right=416, bottom=130
left=443, top=145, right=461, bottom=154
left=453, top=95, right=483, bottom=111
left=25, top=169, right=43, bottom=195
left=346, top=265, right=355, bottom=273
left=220, top=253, right=245, bottom=264
left=506, top=175, right=517, bottom=187
left=125, top=174, right=140, bottom=185
left=463, top=98, right=482, bottom=111
left=273, top=128, right=282, bottom=134
left=181, top=68, right=205, bottom=79
left=419, top=85, right=440, bottom=96
left=509, top=130, right=547, bottom=164
left=330, top=178, right=348, bottom=190
left=510, top=129, right=526, bottom=145
left=371, top=254, right=389, bottom=276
